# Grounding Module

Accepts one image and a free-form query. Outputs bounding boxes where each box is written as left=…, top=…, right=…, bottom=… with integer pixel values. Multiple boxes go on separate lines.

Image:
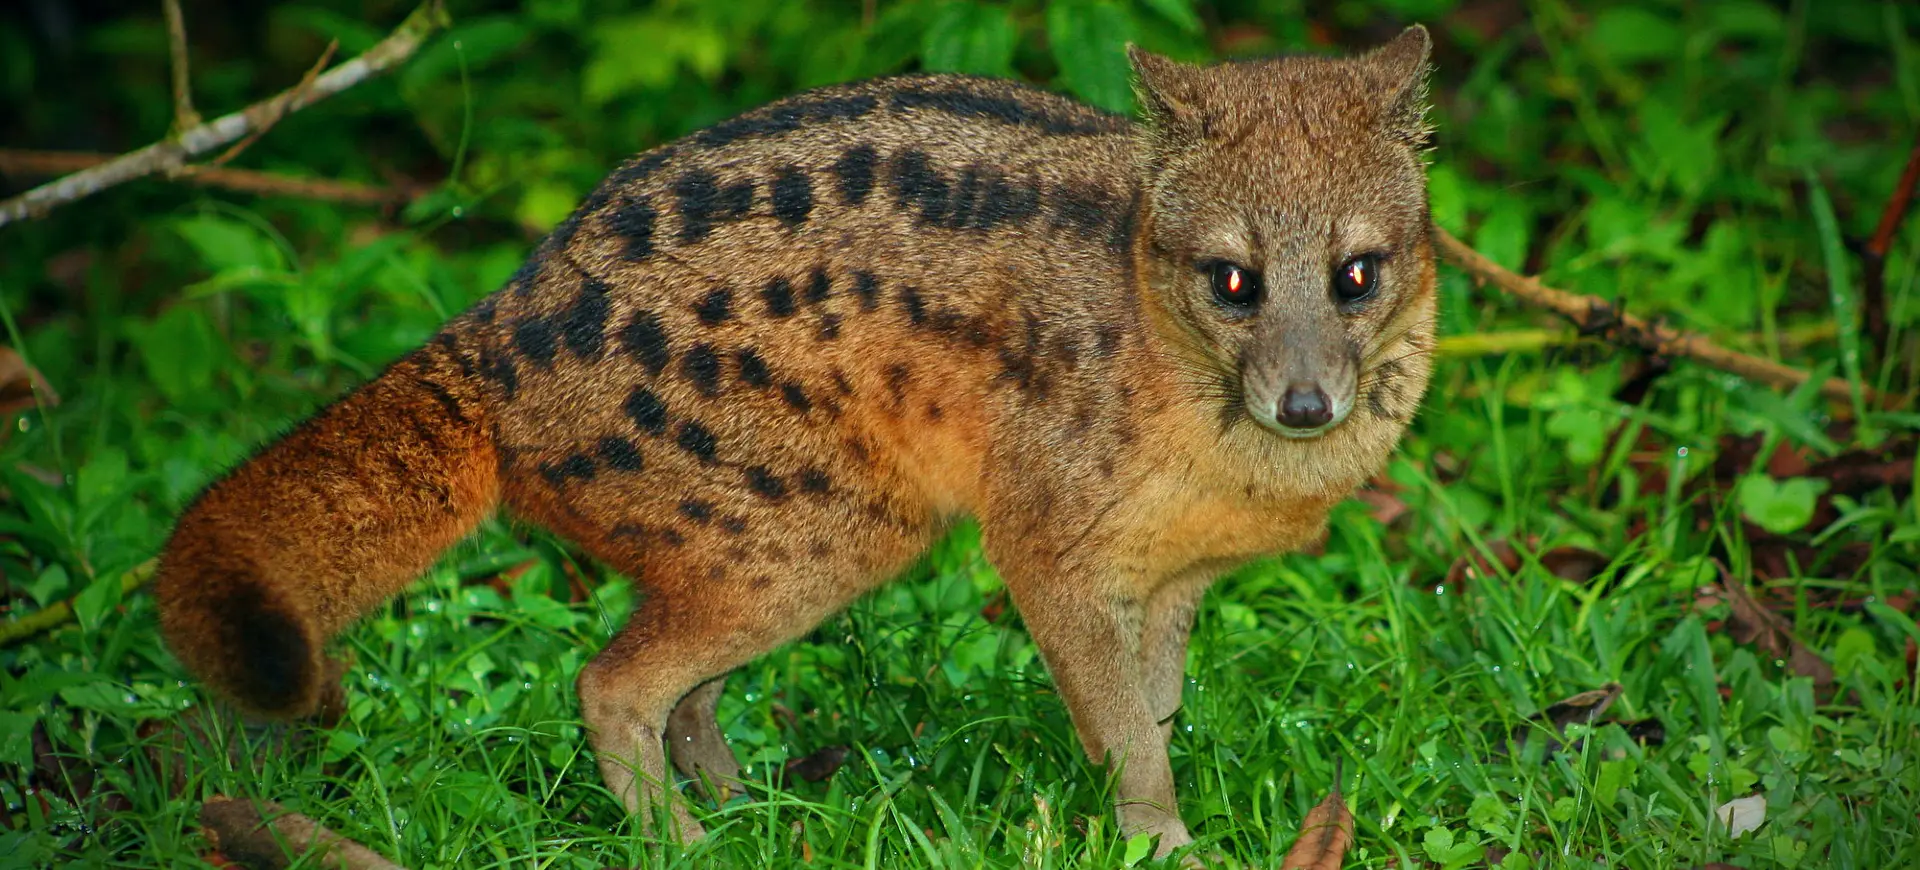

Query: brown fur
left=155, top=28, right=1438, bottom=859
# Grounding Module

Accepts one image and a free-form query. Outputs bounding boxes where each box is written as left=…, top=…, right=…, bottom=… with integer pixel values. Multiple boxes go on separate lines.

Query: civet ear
left=1128, top=45, right=1204, bottom=138
left=1363, top=25, right=1434, bottom=148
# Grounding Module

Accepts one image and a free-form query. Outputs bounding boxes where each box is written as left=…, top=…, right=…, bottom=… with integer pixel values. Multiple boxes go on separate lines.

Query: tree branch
left=163, top=0, right=199, bottom=132
left=1433, top=227, right=1861, bottom=403
left=0, top=560, right=155, bottom=648
left=1862, top=133, right=1920, bottom=362
left=0, top=150, right=411, bottom=205
left=0, top=0, right=447, bottom=229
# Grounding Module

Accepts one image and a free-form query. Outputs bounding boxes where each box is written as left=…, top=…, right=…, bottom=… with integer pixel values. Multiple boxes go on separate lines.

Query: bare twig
left=163, top=0, right=199, bottom=132
left=1862, top=134, right=1920, bottom=361
left=0, top=560, right=155, bottom=647
left=0, top=150, right=411, bottom=205
left=208, top=40, right=339, bottom=169
left=1434, top=227, right=1860, bottom=402
left=0, top=0, right=447, bottom=228
left=201, top=798, right=407, bottom=870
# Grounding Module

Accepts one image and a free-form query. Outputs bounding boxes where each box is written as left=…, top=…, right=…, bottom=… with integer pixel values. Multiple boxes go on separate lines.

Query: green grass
left=3, top=1, right=1918, bottom=868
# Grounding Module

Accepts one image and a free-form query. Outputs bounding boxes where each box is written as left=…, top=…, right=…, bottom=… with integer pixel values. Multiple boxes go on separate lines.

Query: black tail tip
left=210, top=582, right=317, bottom=717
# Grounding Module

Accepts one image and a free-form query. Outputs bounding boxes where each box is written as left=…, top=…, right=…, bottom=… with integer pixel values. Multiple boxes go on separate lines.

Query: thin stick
left=0, top=560, right=155, bottom=647
left=163, top=0, right=199, bottom=132
left=1862, top=134, right=1920, bottom=360
left=0, top=0, right=447, bottom=228
left=201, top=798, right=407, bottom=870
left=1433, top=227, right=1860, bottom=402
left=0, top=150, right=409, bottom=205
left=207, top=40, right=339, bottom=169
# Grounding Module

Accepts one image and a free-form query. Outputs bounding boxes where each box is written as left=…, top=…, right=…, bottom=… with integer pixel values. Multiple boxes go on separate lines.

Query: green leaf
left=127, top=305, right=224, bottom=405
left=922, top=2, right=1018, bottom=77
left=1589, top=7, right=1683, bottom=64
left=1122, top=832, right=1154, bottom=865
left=1133, top=0, right=1200, bottom=34
left=71, top=572, right=125, bottom=632
left=1738, top=475, right=1829, bottom=535
left=172, top=214, right=286, bottom=273
left=583, top=14, right=728, bottom=105
left=1046, top=0, right=1135, bottom=113
left=0, top=712, right=36, bottom=768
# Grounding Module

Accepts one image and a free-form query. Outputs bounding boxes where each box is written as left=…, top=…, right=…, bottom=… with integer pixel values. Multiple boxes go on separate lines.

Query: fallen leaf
left=1280, top=783, right=1354, bottom=870
left=1540, top=682, right=1622, bottom=732
left=1537, top=546, right=1612, bottom=584
left=779, top=745, right=849, bottom=785
left=201, top=797, right=404, bottom=870
left=1621, top=717, right=1667, bottom=746
left=1355, top=488, right=1409, bottom=526
left=0, top=347, right=57, bottom=417
left=1713, top=793, right=1766, bottom=838
left=1709, top=571, right=1835, bottom=687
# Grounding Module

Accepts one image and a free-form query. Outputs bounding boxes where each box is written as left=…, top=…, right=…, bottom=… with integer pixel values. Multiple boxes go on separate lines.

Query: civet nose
left=1278, top=384, right=1334, bottom=430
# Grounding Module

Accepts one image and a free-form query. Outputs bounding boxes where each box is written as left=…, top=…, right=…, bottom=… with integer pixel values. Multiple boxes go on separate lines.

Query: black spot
left=540, top=453, right=598, bottom=486
left=832, top=145, right=878, bottom=205
left=806, top=269, right=832, bottom=305
left=679, top=499, right=714, bottom=522
left=609, top=195, right=657, bottom=261
left=695, top=287, right=733, bottom=326
left=682, top=343, right=722, bottom=396
left=674, top=170, right=734, bottom=244
left=947, top=167, right=983, bottom=228
left=885, top=363, right=911, bottom=403
left=762, top=278, right=797, bottom=318
left=737, top=347, right=772, bottom=388
left=771, top=167, right=814, bottom=226
left=1051, top=182, right=1113, bottom=240
left=1094, top=324, right=1122, bottom=357
left=417, top=379, right=471, bottom=427
left=890, top=150, right=949, bottom=224
left=888, top=86, right=1123, bottom=136
left=597, top=436, right=644, bottom=471
left=211, top=582, right=312, bottom=715
left=716, top=181, right=751, bottom=220
left=972, top=174, right=1042, bottom=230
left=744, top=466, right=787, bottom=500
left=621, top=310, right=672, bottom=374
left=781, top=382, right=811, bottom=413
left=625, top=386, right=669, bottom=435
left=610, top=149, right=675, bottom=186
left=480, top=350, right=519, bottom=398
left=898, top=285, right=927, bottom=325
left=852, top=271, right=881, bottom=311
left=661, top=527, right=685, bottom=547
left=817, top=312, right=842, bottom=340
left=721, top=516, right=748, bottom=535
left=798, top=468, right=832, bottom=495
left=676, top=421, right=719, bottom=462
left=831, top=369, right=856, bottom=396
left=927, top=402, right=944, bottom=419
left=514, top=317, right=558, bottom=366
left=561, top=278, right=611, bottom=360
left=694, top=94, right=878, bottom=148
left=473, top=296, right=499, bottom=324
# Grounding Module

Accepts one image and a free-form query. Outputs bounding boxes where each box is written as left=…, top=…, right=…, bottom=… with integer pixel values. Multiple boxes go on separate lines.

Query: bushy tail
left=156, top=344, right=499, bottom=718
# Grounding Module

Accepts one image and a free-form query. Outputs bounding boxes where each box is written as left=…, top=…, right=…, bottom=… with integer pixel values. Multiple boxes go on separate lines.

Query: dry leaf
left=1713, top=793, right=1766, bottom=838
left=779, top=745, right=849, bottom=786
left=1354, top=489, right=1409, bottom=526
left=1541, top=682, right=1622, bottom=732
left=0, top=347, right=56, bottom=417
left=1280, top=785, right=1354, bottom=870
left=201, top=797, right=404, bottom=870
left=1710, top=572, right=1835, bottom=687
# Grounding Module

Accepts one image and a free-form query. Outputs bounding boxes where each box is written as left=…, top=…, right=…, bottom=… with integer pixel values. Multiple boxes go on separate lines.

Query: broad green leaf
left=1589, top=7, right=1683, bottom=64
left=128, top=305, right=224, bottom=406
left=584, top=14, right=727, bottom=105
left=0, top=712, right=35, bottom=768
left=922, top=2, right=1018, bottom=77
left=1133, top=0, right=1200, bottom=34
left=1738, top=475, right=1828, bottom=535
left=172, top=214, right=286, bottom=274
left=1047, top=0, right=1135, bottom=114
left=71, top=571, right=125, bottom=631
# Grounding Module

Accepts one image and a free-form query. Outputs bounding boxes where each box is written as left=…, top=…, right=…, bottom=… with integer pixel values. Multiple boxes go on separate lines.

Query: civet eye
left=1333, top=254, right=1380, bottom=304
left=1207, top=261, right=1261, bottom=308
